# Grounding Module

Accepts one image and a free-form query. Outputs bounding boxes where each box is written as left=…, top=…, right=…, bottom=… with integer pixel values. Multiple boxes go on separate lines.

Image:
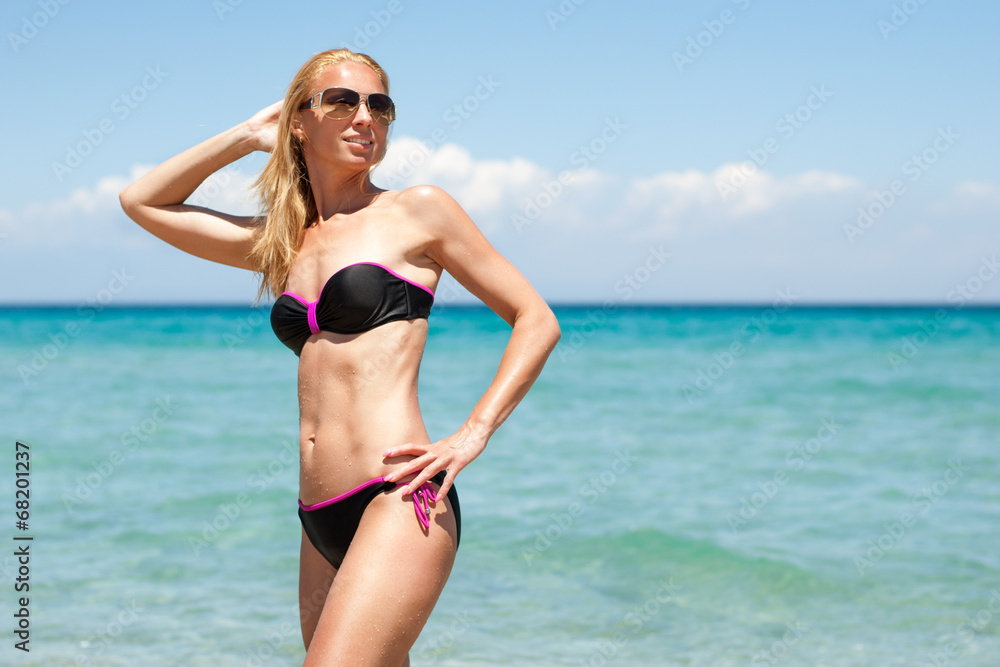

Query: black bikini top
left=270, top=261, right=434, bottom=356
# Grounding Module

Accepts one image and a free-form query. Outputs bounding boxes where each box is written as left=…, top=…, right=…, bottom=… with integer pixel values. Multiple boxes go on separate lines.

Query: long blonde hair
left=249, top=48, right=391, bottom=305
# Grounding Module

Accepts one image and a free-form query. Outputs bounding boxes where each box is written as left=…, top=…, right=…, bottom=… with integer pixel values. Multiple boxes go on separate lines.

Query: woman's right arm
left=118, top=101, right=281, bottom=270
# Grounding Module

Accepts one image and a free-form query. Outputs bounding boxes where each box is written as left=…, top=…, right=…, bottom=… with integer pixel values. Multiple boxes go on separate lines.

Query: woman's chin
left=341, top=149, right=378, bottom=166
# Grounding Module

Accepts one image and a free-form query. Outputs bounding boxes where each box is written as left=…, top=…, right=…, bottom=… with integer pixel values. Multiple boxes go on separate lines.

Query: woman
left=119, top=48, right=560, bottom=666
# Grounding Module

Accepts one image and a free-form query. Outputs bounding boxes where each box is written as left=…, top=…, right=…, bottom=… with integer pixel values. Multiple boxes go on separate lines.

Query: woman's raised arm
left=118, top=101, right=281, bottom=270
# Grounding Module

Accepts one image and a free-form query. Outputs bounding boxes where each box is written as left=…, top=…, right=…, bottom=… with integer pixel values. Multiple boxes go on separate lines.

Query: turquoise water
left=2, top=304, right=998, bottom=666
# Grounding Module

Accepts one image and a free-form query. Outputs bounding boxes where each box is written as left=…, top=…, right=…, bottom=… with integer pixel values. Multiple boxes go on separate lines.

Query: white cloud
left=622, top=165, right=863, bottom=226
left=375, top=138, right=550, bottom=230
left=3, top=137, right=997, bottom=303
left=375, top=137, right=867, bottom=243
left=952, top=181, right=997, bottom=198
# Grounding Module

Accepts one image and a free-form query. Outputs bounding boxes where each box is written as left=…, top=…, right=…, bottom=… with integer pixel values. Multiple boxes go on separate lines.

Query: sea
left=1, top=304, right=998, bottom=666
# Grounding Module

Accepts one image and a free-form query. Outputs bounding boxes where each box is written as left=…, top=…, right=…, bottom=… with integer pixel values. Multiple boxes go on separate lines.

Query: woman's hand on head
left=382, top=423, right=491, bottom=502
left=244, top=100, right=283, bottom=153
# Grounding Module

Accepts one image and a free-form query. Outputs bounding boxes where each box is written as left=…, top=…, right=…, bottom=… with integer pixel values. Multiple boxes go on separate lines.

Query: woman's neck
left=308, top=165, right=382, bottom=218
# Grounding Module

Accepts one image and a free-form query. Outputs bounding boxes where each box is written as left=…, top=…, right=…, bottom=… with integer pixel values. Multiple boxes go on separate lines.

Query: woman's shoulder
left=390, top=184, right=457, bottom=210
left=386, top=185, right=468, bottom=232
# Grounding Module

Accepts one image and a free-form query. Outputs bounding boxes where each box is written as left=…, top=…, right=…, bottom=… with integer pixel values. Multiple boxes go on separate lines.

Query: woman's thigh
left=302, top=488, right=458, bottom=667
left=299, top=529, right=337, bottom=649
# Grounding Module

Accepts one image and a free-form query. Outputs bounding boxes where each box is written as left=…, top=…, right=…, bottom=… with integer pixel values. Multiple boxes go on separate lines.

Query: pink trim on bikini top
left=280, top=261, right=436, bottom=336
left=299, top=475, right=437, bottom=531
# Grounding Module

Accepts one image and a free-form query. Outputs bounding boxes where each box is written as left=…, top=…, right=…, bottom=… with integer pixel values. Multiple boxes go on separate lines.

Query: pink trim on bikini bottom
left=298, top=477, right=387, bottom=510
left=298, top=476, right=437, bottom=531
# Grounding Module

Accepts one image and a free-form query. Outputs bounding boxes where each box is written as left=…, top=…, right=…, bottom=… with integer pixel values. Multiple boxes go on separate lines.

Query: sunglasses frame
left=299, top=87, right=396, bottom=126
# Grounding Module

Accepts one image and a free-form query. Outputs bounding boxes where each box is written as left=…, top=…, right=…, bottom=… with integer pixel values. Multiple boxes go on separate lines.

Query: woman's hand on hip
left=382, top=423, right=490, bottom=502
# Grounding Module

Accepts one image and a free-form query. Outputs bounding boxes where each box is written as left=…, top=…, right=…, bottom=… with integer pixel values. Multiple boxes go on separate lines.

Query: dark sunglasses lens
left=368, top=94, right=394, bottom=117
left=362, top=94, right=394, bottom=126
left=321, top=88, right=360, bottom=118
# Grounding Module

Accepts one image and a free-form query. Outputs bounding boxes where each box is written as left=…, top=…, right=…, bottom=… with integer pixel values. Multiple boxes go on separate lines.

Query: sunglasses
left=299, top=87, right=396, bottom=126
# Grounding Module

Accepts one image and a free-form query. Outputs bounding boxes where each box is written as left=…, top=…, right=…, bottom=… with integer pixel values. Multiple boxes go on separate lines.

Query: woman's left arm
left=383, top=185, right=562, bottom=500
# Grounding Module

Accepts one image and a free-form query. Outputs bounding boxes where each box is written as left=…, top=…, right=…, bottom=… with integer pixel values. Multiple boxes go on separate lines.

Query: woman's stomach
left=297, top=402, right=430, bottom=504
left=294, top=322, right=432, bottom=504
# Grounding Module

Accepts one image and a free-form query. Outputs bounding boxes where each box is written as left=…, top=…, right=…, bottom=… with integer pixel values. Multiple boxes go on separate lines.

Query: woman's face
left=295, top=61, right=391, bottom=173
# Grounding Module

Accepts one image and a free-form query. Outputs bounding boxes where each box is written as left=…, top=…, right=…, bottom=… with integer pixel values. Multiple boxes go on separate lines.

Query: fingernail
left=383, top=450, right=392, bottom=457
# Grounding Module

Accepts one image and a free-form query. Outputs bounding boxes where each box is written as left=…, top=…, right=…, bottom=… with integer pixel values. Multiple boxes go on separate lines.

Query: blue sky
left=2, top=0, right=998, bottom=304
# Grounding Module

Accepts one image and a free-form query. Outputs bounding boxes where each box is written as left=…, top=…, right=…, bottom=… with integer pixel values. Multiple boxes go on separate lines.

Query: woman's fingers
left=433, top=470, right=457, bottom=503
left=382, top=441, right=428, bottom=458
left=386, top=452, right=451, bottom=494
left=245, top=100, right=283, bottom=152
left=384, top=461, right=427, bottom=486
left=402, top=463, right=455, bottom=500
left=400, top=449, right=468, bottom=499
left=382, top=444, right=433, bottom=485
left=393, top=461, right=442, bottom=492
left=383, top=430, right=485, bottom=497
left=249, top=99, right=283, bottom=123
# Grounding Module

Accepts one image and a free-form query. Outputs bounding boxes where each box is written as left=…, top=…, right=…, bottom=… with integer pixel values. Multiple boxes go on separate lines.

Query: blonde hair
left=249, top=48, right=391, bottom=305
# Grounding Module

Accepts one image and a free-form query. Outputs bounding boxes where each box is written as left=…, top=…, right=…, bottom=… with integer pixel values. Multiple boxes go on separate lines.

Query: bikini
left=270, top=261, right=435, bottom=356
left=270, top=261, right=460, bottom=569
left=298, top=470, right=460, bottom=569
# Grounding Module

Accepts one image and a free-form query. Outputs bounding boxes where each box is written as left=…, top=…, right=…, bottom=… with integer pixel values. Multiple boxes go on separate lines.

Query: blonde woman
left=119, top=49, right=560, bottom=666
